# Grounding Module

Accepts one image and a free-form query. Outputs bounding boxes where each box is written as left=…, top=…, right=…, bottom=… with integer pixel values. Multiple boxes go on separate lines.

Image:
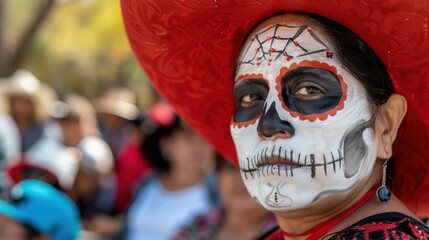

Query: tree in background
left=0, top=0, right=54, bottom=77
left=0, top=0, right=156, bottom=108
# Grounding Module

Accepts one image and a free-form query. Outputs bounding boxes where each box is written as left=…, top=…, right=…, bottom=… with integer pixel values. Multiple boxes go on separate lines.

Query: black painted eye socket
left=282, top=67, right=343, bottom=115
left=233, top=79, right=268, bottom=123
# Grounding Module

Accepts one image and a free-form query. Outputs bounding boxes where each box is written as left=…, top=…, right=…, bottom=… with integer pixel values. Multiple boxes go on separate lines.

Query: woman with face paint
left=121, top=0, right=429, bottom=239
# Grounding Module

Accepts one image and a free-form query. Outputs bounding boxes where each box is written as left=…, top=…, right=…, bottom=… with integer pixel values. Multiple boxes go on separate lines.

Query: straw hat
left=0, top=70, right=57, bottom=121
left=93, top=86, right=139, bottom=120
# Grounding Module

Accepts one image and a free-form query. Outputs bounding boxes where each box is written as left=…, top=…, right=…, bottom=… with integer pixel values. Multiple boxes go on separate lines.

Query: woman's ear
left=375, top=93, right=407, bottom=159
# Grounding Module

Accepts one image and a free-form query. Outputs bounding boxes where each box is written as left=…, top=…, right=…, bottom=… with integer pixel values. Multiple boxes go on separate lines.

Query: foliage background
left=1, top=0, right=157, bottom=108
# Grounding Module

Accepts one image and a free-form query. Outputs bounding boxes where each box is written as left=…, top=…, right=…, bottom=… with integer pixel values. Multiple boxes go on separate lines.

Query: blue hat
left=0, top=180, right=80, bottom=240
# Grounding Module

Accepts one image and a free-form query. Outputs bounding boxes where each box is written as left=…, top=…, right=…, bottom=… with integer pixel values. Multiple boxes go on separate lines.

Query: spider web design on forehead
left=240, top=23, right=331, bottom=66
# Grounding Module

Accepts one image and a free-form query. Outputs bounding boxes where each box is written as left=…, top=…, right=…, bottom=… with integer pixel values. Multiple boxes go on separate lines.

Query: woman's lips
left=240, top=155, right=304, bottom=173
left=240, top=148, right=344, bottom=179
left=257, top=156, right=303, bottom=167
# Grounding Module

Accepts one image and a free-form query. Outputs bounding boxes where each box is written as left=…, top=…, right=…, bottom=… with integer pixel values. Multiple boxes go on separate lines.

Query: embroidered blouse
left=260, top=212, right=429, bottom=240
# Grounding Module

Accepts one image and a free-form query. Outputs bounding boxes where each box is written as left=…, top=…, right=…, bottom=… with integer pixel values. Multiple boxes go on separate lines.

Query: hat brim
left=8, top=163, right=60, bottom=188
left=122, top=0, right=429, bottom=216
left=93, top=98, right=139, bottom=120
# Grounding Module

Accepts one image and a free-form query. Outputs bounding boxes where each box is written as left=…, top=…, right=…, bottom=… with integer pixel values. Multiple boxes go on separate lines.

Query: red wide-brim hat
left=122, top=0, right=429, bottom=216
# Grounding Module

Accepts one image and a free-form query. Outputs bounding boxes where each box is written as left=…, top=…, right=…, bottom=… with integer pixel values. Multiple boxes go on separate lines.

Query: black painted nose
left=257, top=102, right=295, bottom=139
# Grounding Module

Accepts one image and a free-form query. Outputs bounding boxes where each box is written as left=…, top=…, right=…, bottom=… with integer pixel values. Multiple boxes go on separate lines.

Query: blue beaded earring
left=376, top=159, right=391, bottom=202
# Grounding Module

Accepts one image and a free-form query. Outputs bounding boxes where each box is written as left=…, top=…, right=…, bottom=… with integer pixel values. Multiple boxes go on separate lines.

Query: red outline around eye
left=231, top=73, right=269, bottom=128
left=275, top=60, right=348, bottom=122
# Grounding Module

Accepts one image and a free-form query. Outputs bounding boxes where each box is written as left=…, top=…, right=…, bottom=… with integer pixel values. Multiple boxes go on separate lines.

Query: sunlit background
left=1, top=0, right=157, bottom=108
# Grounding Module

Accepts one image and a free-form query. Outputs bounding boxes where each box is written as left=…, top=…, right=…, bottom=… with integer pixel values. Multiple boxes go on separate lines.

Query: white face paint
left=230, top=20, right=378, bottom=211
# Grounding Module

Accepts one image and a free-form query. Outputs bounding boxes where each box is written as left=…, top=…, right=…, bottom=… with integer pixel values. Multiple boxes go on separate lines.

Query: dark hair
left=141, top=115, right=189, bottom=173
left=214, top=152, right=237, bottom=172
left=305, top=13, right=395, bottom=109
left=20, top=167, right=62, bottom=190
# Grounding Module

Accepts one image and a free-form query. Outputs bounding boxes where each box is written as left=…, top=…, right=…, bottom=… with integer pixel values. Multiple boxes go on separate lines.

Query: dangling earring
left=376, top=159, right=391, bottom=202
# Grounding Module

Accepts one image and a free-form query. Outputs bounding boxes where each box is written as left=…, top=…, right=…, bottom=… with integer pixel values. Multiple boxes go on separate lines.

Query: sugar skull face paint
left=231, top=18, right=378, bottom=211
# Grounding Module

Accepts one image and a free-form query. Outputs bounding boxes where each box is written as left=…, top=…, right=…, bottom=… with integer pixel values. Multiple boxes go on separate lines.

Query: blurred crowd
left=0, top=69, right=276, bottom=240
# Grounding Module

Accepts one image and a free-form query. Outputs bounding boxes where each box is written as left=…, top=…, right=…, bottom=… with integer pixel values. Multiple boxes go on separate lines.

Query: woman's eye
left=294, top=86, right=324, bottom=100
left=240, top=93, right=261, bottom=108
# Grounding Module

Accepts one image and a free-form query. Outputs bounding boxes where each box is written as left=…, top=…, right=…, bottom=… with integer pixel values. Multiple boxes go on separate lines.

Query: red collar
left=267, top=186, right=378, bottom=240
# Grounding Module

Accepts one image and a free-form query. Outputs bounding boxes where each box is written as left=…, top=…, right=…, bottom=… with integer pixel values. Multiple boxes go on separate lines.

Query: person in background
left=0, top=96, right=21, bottom=171
left=74, top=135, right=118, bottom=239
left=0, top=104, right=21, bottom=197
left=175, top=154, right=277, bottom=240
left=93, top=86, right=140, bottom=160
left=0, top=110, right=21, bottom=170
left=0, top=180, right=80, bottom=240
left=113, top=114, right=153, bottom=213
left=1, top=70, right=59, bottom=152
left=49, top=93, right=115, bottom=204
left=49, top=94, right=118, bottom=239
left=8, top=93, right=118, bottom=239
left=121, top=103, right=218, bottom=240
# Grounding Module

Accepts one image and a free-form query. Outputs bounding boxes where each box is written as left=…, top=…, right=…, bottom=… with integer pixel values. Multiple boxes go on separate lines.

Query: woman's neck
left=272, top=163, right=390, bottom=239
left=275, top=203, right=351, bottom=239
left=275, top=189, right=417, bottom=240
left=274, top=184, right=376, bottom=239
